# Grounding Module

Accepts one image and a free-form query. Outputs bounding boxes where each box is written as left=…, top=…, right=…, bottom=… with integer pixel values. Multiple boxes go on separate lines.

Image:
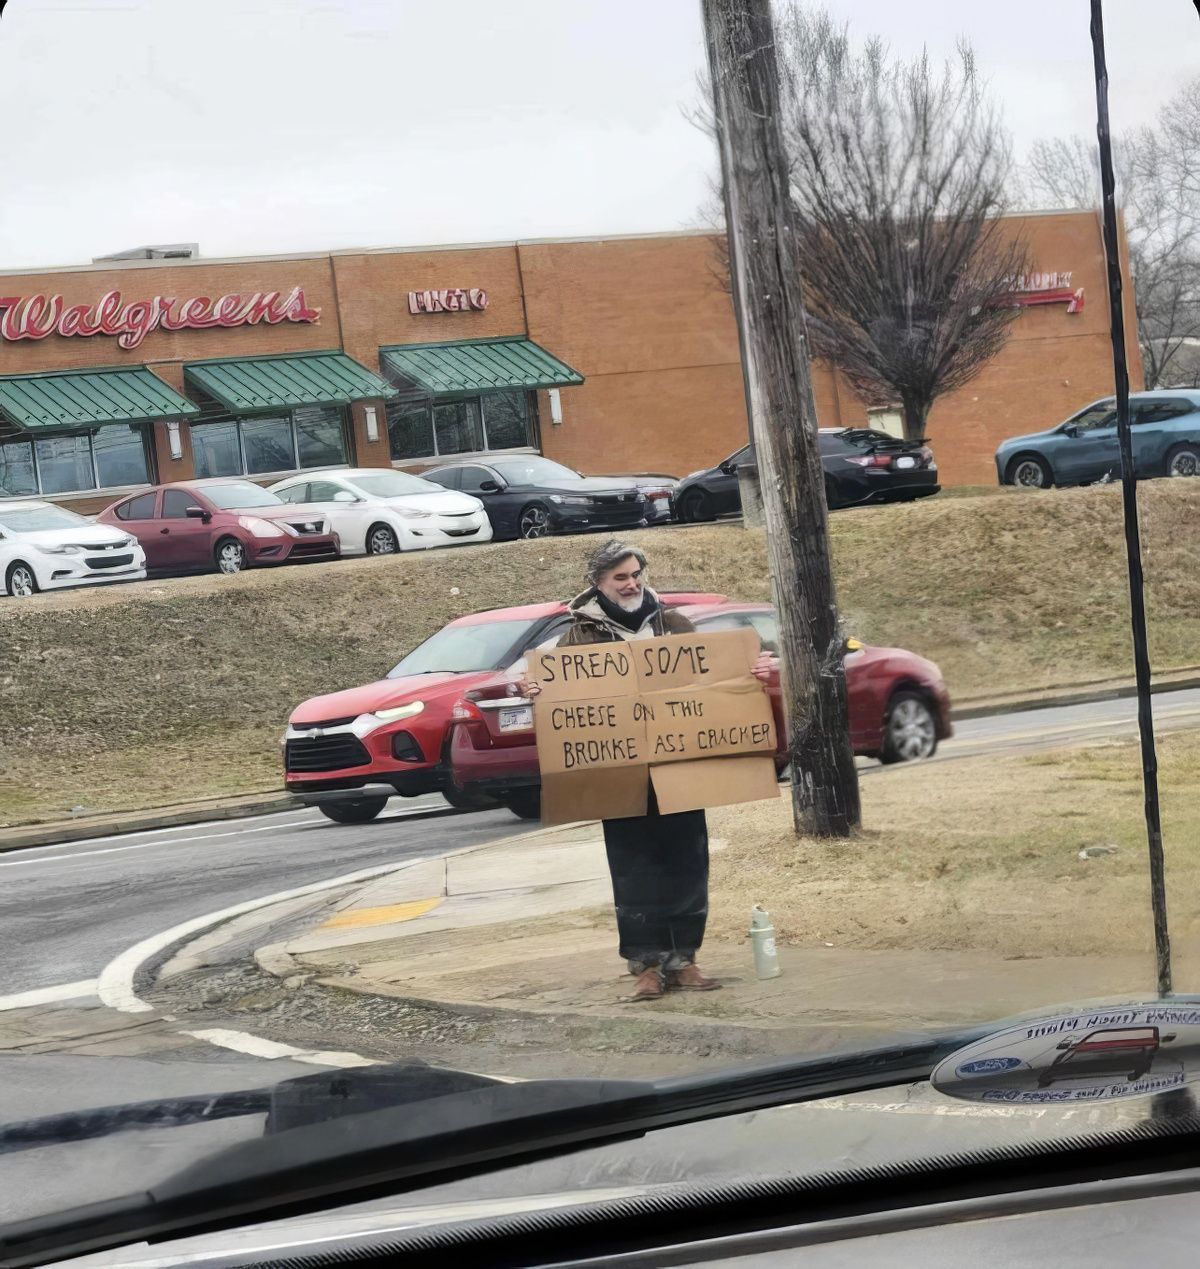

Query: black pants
left=602, top=799, right=709, bottom=974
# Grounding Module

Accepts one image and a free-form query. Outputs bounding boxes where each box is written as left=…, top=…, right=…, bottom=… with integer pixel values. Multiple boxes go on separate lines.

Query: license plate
left=895, top=456, right=916, bottom=469
left=498, top=706, right=533, bottom=732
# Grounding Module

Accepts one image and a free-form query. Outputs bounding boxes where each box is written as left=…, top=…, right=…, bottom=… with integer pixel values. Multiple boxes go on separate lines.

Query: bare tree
left=767, top=7, right=1031, bottom=440
left=1021, top=80, right=1200, bottom=389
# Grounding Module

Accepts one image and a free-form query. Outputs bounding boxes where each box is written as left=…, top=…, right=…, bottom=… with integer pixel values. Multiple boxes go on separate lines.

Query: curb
left=951, top=672, right=1200, bottom=722
left=0, top=792, right=301, bottom=855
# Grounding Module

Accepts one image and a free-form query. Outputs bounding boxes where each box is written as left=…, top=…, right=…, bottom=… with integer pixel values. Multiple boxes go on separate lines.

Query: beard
left=615, top=589, right=644, bottom=612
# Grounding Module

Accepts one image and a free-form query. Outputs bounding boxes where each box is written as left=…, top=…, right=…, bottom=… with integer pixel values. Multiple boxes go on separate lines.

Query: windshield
left=4, top=0, right=1199, bottom=1258
left=0, top=505, right=89, bottom=532
left=351, top=471, right=441, bottom=497
left=388, top=618, right=541, bottom=676
left=202, top=483, right=284, bottom=509
left=489, top=456, right=581, bottom=485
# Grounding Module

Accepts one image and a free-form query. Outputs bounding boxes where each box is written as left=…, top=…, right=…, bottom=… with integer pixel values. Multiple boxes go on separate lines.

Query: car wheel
left=366, top=523, right=400, bottom=555
left=316, top=796, right=389, bottom=824
left=880, top=691, right=938, bottom=764
left=502, top=788, right=541, bottom=820
left=518, top=504, right=551, bottom=539
left=214, top=537, right=248, bottom=575
left=680, top=489, right=714, bottom=522
left=1165, top=443, right=1200, bottom=478
left=5, top=561, right=38, bottom=598
left=441, top=782, right=497, bottom=811
left=1006, top=454, right=1052, bottom=488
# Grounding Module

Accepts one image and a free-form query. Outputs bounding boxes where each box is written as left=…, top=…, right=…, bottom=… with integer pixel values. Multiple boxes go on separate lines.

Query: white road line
left=96, top=858, right=443, bottom=1014
left=10, top=810, right=321, bottom=852
left=0, top=979, right=99, bottom=1012
left=180, top=1027, right=378, bottom=1068
left=0, top=804, right=450, bottom=870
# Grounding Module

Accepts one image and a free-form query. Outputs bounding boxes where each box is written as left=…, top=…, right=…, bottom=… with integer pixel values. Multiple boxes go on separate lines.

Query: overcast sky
left=0, top=0, right=1196, bottom=270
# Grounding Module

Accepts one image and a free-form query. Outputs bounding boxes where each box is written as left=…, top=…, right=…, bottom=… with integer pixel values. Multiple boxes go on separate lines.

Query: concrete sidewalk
left=256, top=821, right=1149, bottom=1048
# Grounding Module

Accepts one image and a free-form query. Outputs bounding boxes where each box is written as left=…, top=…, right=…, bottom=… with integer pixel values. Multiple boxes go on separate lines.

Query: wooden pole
left=702, top=0, right=861, bottom=836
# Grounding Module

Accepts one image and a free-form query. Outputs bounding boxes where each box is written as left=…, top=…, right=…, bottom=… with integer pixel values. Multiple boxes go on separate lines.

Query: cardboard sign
left=533, top=629, right=778, bottom=824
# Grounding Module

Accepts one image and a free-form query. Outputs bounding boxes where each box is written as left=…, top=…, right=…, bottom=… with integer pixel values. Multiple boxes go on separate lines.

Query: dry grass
left=1, top=480, right=1197, bottom=825
left=706, top=730, right=1200, bottom=968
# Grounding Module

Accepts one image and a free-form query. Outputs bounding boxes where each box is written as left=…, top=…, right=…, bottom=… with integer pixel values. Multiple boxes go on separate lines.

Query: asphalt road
left=0, top=797, right=519, bottom=997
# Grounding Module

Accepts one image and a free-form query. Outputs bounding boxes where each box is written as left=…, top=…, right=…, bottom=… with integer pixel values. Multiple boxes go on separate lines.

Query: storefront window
left=434, top=399, right=485, bottom=455
left=387, top=391, right=533, bottom=461
left=93, top=424, right=151, bottom=489
left=192, top=407, right=348, bottom=479
left=0, top=439, right=37, bottom=496
left=192, top=422, right=242, bottom=479
left=386, top=402, right=435, bottom=461
left=35, top=434, right=94, bottom=495
left=242, top=415, right=295, bottom=474
left=294, top=405, right=348, bottom=467
left=482, top=390, right=529, bottom=449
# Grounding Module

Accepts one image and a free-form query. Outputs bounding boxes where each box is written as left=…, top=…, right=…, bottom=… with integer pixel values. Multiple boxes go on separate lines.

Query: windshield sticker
left=932, top=1004, right=1200, bottom=1104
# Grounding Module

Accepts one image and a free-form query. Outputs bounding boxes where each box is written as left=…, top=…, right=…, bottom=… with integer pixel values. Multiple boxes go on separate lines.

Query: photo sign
left=532, top=629, right=779, bottom=825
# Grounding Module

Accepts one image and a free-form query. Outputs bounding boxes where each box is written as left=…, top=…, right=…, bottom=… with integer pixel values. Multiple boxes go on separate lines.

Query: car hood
left=290, top=670, right=498, bottom=724
left=369, top=490, right=482, bottom=515
left=996, top=426, right=1062, bottom=452
left=14, top=525, right=134, bottom=547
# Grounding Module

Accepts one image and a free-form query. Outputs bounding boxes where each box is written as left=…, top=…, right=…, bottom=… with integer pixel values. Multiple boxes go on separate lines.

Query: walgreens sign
left=0, top=287, right=321, bottom=351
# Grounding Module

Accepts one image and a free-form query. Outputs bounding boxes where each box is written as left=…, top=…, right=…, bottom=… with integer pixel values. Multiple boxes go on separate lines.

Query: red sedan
left=97, top=479, right=340, bottom=576
left=448, top=600, right=953, bottom=819
left=281, top=593, right=727, bottom=823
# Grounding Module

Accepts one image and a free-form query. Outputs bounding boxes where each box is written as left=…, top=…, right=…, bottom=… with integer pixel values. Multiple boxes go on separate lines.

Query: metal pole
left=1089, top=0, right=1172, bottom=996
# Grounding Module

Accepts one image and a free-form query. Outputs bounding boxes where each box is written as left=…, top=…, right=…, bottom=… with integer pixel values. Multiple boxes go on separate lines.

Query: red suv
left=282, top=593, right=727, bottom=823
left=448, top=601, right=953, bottom=819
left=97, top=479, right=340, bottom=576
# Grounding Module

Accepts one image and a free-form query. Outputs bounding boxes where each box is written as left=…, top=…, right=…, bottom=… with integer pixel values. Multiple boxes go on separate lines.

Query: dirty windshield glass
left=1, top=0, right=1198, bottom=1260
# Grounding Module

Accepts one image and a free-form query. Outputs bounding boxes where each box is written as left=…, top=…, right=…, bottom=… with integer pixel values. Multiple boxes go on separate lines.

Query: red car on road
left=97, top=479, right=340, bottom=576
left=282, top=593, right=727, bottom=823
left=448, top=600, right=953, bottom=819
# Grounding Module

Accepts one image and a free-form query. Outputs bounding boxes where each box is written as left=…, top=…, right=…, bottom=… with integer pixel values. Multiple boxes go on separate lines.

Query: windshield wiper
left=0, top=1025, right=988, bottom=1267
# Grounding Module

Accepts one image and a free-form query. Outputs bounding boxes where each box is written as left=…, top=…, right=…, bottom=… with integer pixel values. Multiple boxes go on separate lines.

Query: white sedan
left=0, top=500, right=147, bottom=597
left=269, top=468, right=492, bottom=555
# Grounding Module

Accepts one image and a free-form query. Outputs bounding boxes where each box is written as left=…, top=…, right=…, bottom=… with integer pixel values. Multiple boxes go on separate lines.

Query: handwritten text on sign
left=533, top=630, right=775, bottom=776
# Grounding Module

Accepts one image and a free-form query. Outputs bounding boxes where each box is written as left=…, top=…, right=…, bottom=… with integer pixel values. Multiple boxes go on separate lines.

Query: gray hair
left=585, top=540, right=648, bottom=586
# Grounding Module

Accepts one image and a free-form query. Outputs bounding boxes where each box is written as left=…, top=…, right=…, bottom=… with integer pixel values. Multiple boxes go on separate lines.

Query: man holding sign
left=522, top=540, right=777, bottom=1002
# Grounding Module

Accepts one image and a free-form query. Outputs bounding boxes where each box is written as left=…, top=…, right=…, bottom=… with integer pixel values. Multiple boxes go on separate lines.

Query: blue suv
left=995, top=391, right=1200, bottom=488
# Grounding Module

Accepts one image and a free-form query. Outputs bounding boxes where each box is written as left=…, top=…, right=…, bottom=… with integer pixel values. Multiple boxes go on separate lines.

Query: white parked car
left=268, top=468, right=493, bottom=555
left=0, top=500, right=147, bottom=598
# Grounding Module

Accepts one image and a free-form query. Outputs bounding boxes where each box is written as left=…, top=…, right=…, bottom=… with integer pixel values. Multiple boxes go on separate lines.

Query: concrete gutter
left=951, top=669, right=1200, bottom=721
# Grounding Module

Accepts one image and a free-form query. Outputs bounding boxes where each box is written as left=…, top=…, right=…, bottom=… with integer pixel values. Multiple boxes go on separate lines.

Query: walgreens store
left=0, top=213, right=1140, bottom=509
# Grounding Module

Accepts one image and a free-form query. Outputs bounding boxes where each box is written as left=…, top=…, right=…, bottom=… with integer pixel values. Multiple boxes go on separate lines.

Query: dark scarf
left=595, top=587, right=660, bottom=633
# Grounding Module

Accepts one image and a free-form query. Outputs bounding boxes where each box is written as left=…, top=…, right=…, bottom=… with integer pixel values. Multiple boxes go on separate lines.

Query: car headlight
left=36, top=543, right=83, bottom=555
left=395, top=506, right=433, bottom=519
left=548, top=495, right=592, bottom=506
left=237, top=516, right=286, bottom=537
left=372, top=700, right=426, bottom=723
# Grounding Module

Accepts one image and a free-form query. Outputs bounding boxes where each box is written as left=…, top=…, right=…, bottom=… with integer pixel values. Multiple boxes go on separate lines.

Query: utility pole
left=702, top=0, right=860, bottom=836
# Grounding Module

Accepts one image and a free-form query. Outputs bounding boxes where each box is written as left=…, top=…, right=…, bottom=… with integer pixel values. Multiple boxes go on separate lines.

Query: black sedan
left=424, top=455, right=648, bottom=540
left=674, top=430, right=940, bottom=521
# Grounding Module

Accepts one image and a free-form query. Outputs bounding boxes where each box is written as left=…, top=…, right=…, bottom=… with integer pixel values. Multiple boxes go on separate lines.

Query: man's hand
left=517, top=677, right=542, bottom=699
left=751, top=652, right=778, bottom=684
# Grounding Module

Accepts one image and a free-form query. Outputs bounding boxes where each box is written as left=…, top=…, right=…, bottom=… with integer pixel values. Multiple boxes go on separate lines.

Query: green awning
left=0, top=367, right=199, bottom=432
left=380, top=337, right=585, bottom=396
left=184, top=351, right=397, bottom=412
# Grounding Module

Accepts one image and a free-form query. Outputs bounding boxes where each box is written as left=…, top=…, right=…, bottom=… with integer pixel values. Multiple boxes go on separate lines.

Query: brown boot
left=630, top=967, right=665, bottom=1000
left=667, top=964, right=721, bottom=991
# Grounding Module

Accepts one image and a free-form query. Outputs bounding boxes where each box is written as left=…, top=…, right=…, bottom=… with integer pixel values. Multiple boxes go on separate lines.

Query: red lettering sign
left=407, top=288, right=488, bottom=315
left=1003, top=271, right=1084, bottom=314
left=0, top=287, right=321, bottom=350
